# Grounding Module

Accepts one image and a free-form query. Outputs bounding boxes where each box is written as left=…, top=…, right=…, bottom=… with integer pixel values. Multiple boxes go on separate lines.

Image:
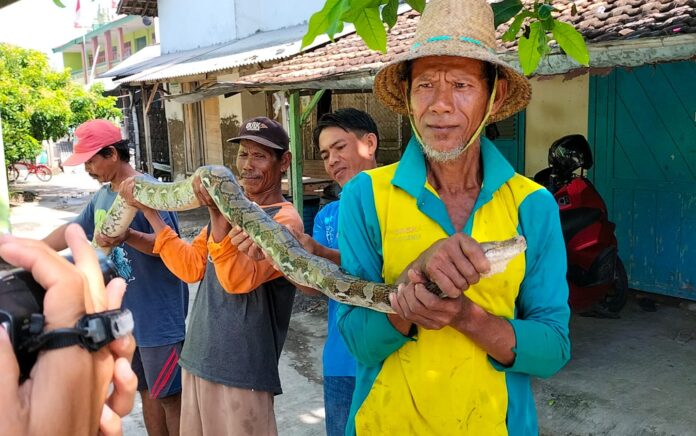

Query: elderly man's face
left=236, top=139, right=289, bottom=198
left=408, top=56, right=496, bottom=161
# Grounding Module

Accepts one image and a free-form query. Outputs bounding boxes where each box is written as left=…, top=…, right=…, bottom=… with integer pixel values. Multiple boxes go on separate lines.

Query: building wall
left=63, top=52, right=83, bottom=73
left=218, top=71, right=268, bottom=172
left=159, top=0, right=237, bottom=53
left=158, top=0, right=325, bottom=53
left=63, top=25, right=155, bottom=79
left=524, top=74, right=590, bottom=176
left=164, top=83, right=187, bottom=179
left=203, top=97, right=223, bottom=165
left=234, top=0, right=325, bottom=40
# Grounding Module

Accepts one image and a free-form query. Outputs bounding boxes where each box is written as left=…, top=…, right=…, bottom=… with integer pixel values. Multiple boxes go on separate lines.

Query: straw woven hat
left=373, top=0, right=531, bottom=123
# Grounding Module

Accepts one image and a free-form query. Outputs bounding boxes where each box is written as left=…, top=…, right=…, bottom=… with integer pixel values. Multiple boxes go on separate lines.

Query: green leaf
left=53, top=0, right=66, bottom=7
left=502, top=13, right=525, bottom=42
left=405, top=0, right=425, bottom=13
left=352, top=7, right=388, bottom=52
left=552, top=20, right=590, bottom=66
left=342, top=0, right=381, bottom=22
left=302, top=0, right=350, bottom=48
left=541, top=15, right=555, bottom=32
left=536, top=25, right=550, bottom=56
left=537, top=4, right=554, bottom=20
left=382, top=0, right=399, bottom=29
left=324, top=0, right=350, bottom=39
left=491, top=0, right=523, bottom=28
left=518, top=21, right=544, bottom=75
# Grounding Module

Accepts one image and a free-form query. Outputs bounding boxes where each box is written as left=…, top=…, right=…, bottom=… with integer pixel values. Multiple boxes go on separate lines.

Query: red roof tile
left=238, top=0, right=695, bottom=86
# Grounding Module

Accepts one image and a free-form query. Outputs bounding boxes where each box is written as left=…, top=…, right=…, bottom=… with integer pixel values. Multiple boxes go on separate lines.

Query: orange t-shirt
left=153, top=201, right=304, bottom=294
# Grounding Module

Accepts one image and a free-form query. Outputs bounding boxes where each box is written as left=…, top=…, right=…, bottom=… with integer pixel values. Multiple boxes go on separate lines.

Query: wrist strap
left=21, top=309, right=134, bottom=354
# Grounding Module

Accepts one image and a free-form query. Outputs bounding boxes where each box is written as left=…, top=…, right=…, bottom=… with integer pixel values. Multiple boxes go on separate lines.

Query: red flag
left=73, top=0, right=82, bottom=28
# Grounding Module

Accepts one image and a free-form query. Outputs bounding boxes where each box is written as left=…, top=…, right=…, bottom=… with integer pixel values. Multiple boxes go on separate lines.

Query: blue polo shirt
left=74, top=183, right=188, bottom=348
left=337, top=136, right=571, bottom=435
left=312, top=201, right=356, bottom=377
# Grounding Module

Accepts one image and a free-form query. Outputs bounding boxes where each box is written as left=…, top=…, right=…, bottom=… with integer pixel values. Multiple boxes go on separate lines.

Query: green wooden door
left=489, top=112, right=525, bottom=173
left=590, top=61, right=696, bottom=300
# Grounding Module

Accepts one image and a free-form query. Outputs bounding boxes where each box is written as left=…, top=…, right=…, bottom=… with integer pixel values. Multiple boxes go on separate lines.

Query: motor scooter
left=534, top=135, right=628, bottom=315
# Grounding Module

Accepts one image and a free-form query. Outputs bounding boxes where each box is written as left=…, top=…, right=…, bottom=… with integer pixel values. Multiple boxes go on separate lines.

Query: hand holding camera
left=0, top=224, right=137, bottom=436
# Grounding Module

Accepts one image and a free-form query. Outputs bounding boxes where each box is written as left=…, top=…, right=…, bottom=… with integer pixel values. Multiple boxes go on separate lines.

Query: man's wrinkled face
left=318, top=127, right=377, bottom=187
left=84, top=147, right=115, bottom=183
left=407, top=56, right=497, bottom=162
left=235, top=139, right=288, bottom=197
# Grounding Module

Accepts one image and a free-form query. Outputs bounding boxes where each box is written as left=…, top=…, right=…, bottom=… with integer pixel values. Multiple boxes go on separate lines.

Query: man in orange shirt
left=120, top=117, right=303, bottom=436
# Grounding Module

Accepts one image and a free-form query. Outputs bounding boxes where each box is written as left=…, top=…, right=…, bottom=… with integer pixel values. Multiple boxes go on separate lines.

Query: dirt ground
left=9, top=169, right=696, bottom=436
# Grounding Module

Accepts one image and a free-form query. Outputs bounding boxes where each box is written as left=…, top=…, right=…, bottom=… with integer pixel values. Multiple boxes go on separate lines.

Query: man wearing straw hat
left=336, top=0, right=571, bottom=434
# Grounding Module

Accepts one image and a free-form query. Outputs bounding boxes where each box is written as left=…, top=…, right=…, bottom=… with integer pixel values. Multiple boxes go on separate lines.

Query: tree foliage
left=303, top=0, right=589, bottom=76
left=0, top=43, right=120, bottom=164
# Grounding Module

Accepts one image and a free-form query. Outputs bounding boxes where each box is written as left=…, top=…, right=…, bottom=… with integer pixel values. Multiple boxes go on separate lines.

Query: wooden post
left=141, top=85, right=154, bottom=176
left=118, top=27, right=125, bottom=62
left=80, top=37, right=88, bottom=84
left=104, top=30, right=113, bottom=70
left=287, top=91, right=303, bottom=220
left=301, top=89, right=326, bottom=125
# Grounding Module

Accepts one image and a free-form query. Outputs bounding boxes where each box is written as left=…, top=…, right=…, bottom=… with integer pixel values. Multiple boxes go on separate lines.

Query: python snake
left=97, top=165, right=527, bottom=314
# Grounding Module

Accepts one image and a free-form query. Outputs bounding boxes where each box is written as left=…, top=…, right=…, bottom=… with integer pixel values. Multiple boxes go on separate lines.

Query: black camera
left=0, top=252, right=132, bottom=380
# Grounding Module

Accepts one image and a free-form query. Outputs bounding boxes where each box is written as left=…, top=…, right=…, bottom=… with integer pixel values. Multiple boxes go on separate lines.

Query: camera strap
left=22, top=309, right=134, bottom=354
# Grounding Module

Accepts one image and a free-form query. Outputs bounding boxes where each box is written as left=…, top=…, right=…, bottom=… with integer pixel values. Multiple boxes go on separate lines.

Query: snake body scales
left=97, top=165, right=527, bottom=314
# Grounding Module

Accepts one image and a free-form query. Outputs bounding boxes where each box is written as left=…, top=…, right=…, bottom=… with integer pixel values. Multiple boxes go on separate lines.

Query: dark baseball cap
left=226, top=116, right=289, bottom=151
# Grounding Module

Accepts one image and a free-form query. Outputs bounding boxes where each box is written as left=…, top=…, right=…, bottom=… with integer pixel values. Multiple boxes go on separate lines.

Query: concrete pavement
left=8, top=170, right=696, bottom=436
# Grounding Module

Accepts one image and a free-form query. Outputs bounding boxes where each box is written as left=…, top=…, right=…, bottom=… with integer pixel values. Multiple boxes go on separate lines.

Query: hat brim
left=373, top=40, right=531, bottom=123
left=226, top=135, right=286, bottom=151
left=62, top=149, right=101, bottom=167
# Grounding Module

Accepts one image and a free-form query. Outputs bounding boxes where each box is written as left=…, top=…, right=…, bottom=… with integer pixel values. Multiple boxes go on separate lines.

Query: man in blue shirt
left=296, top=108, right=379, bottom=436
left=43, top=119, right=188, bottom=436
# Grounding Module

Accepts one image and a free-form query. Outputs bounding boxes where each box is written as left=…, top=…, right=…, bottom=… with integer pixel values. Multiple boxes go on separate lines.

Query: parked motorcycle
left=534, top=135, right=628, bottom=315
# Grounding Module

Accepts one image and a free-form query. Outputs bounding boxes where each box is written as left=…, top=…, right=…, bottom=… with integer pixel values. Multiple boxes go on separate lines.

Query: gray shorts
left=132, top=341, right=183, bottom=399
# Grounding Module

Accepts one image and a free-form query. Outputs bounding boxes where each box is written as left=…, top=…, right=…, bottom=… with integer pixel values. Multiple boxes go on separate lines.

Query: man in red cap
left=43, top=119, right=188, bottom=436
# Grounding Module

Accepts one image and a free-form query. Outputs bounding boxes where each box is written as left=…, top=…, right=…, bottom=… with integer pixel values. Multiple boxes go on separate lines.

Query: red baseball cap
left=63, top=119, right=123, bottom=166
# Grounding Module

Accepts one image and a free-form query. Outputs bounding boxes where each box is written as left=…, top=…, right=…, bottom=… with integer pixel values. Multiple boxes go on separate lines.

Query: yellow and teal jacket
left=337, top=136, right=571, bottom=435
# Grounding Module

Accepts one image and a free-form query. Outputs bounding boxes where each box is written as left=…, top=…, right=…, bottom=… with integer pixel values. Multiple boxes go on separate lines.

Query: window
left=135, top=36, right=147, bottom=52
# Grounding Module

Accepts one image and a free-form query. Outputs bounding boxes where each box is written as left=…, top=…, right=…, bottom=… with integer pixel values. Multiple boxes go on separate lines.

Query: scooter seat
left=560, top=207, right=602, bottom=243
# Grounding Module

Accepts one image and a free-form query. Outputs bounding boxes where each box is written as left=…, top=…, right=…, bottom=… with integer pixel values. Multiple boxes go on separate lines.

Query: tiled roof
left=542, top=0, right=695, bottom=42
left=117, top=0, right=158, bottom=18
left=237, top=0, right=696, bottom=87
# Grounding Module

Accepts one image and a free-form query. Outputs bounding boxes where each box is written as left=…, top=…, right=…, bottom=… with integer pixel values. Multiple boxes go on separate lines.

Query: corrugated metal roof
left=109, top=23, right=310, bottom=84
left=99, top=44, right=162, bottom=79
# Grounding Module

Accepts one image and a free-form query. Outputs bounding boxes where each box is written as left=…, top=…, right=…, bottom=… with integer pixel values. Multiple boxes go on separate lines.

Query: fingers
left=0, top=326, right=20, bottom=410
left=390, top=282, right=461, bottom=330
left=457, top=236, right=491, bottom=275
left=66, top=224, right=106, bottom=312
left=0, top=235, right=84, bottom=329
left=247, top=244, right=265, bottom=261
left=99, top=404, right=123, bottom=436
left=407, top=268, right=427, bottom=284
left=229, top=226, right=255, bottom=253
left=193, top=176, right=215, bottom=207
left=105, top=357, right=137, bottom=418
left=118, top=177, right=134, bottom=198
left=105, top=276, right=127, bottom=310
left=420, top=235, right=490, bottom=298
left=119, top=178, right=147, bottom=210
